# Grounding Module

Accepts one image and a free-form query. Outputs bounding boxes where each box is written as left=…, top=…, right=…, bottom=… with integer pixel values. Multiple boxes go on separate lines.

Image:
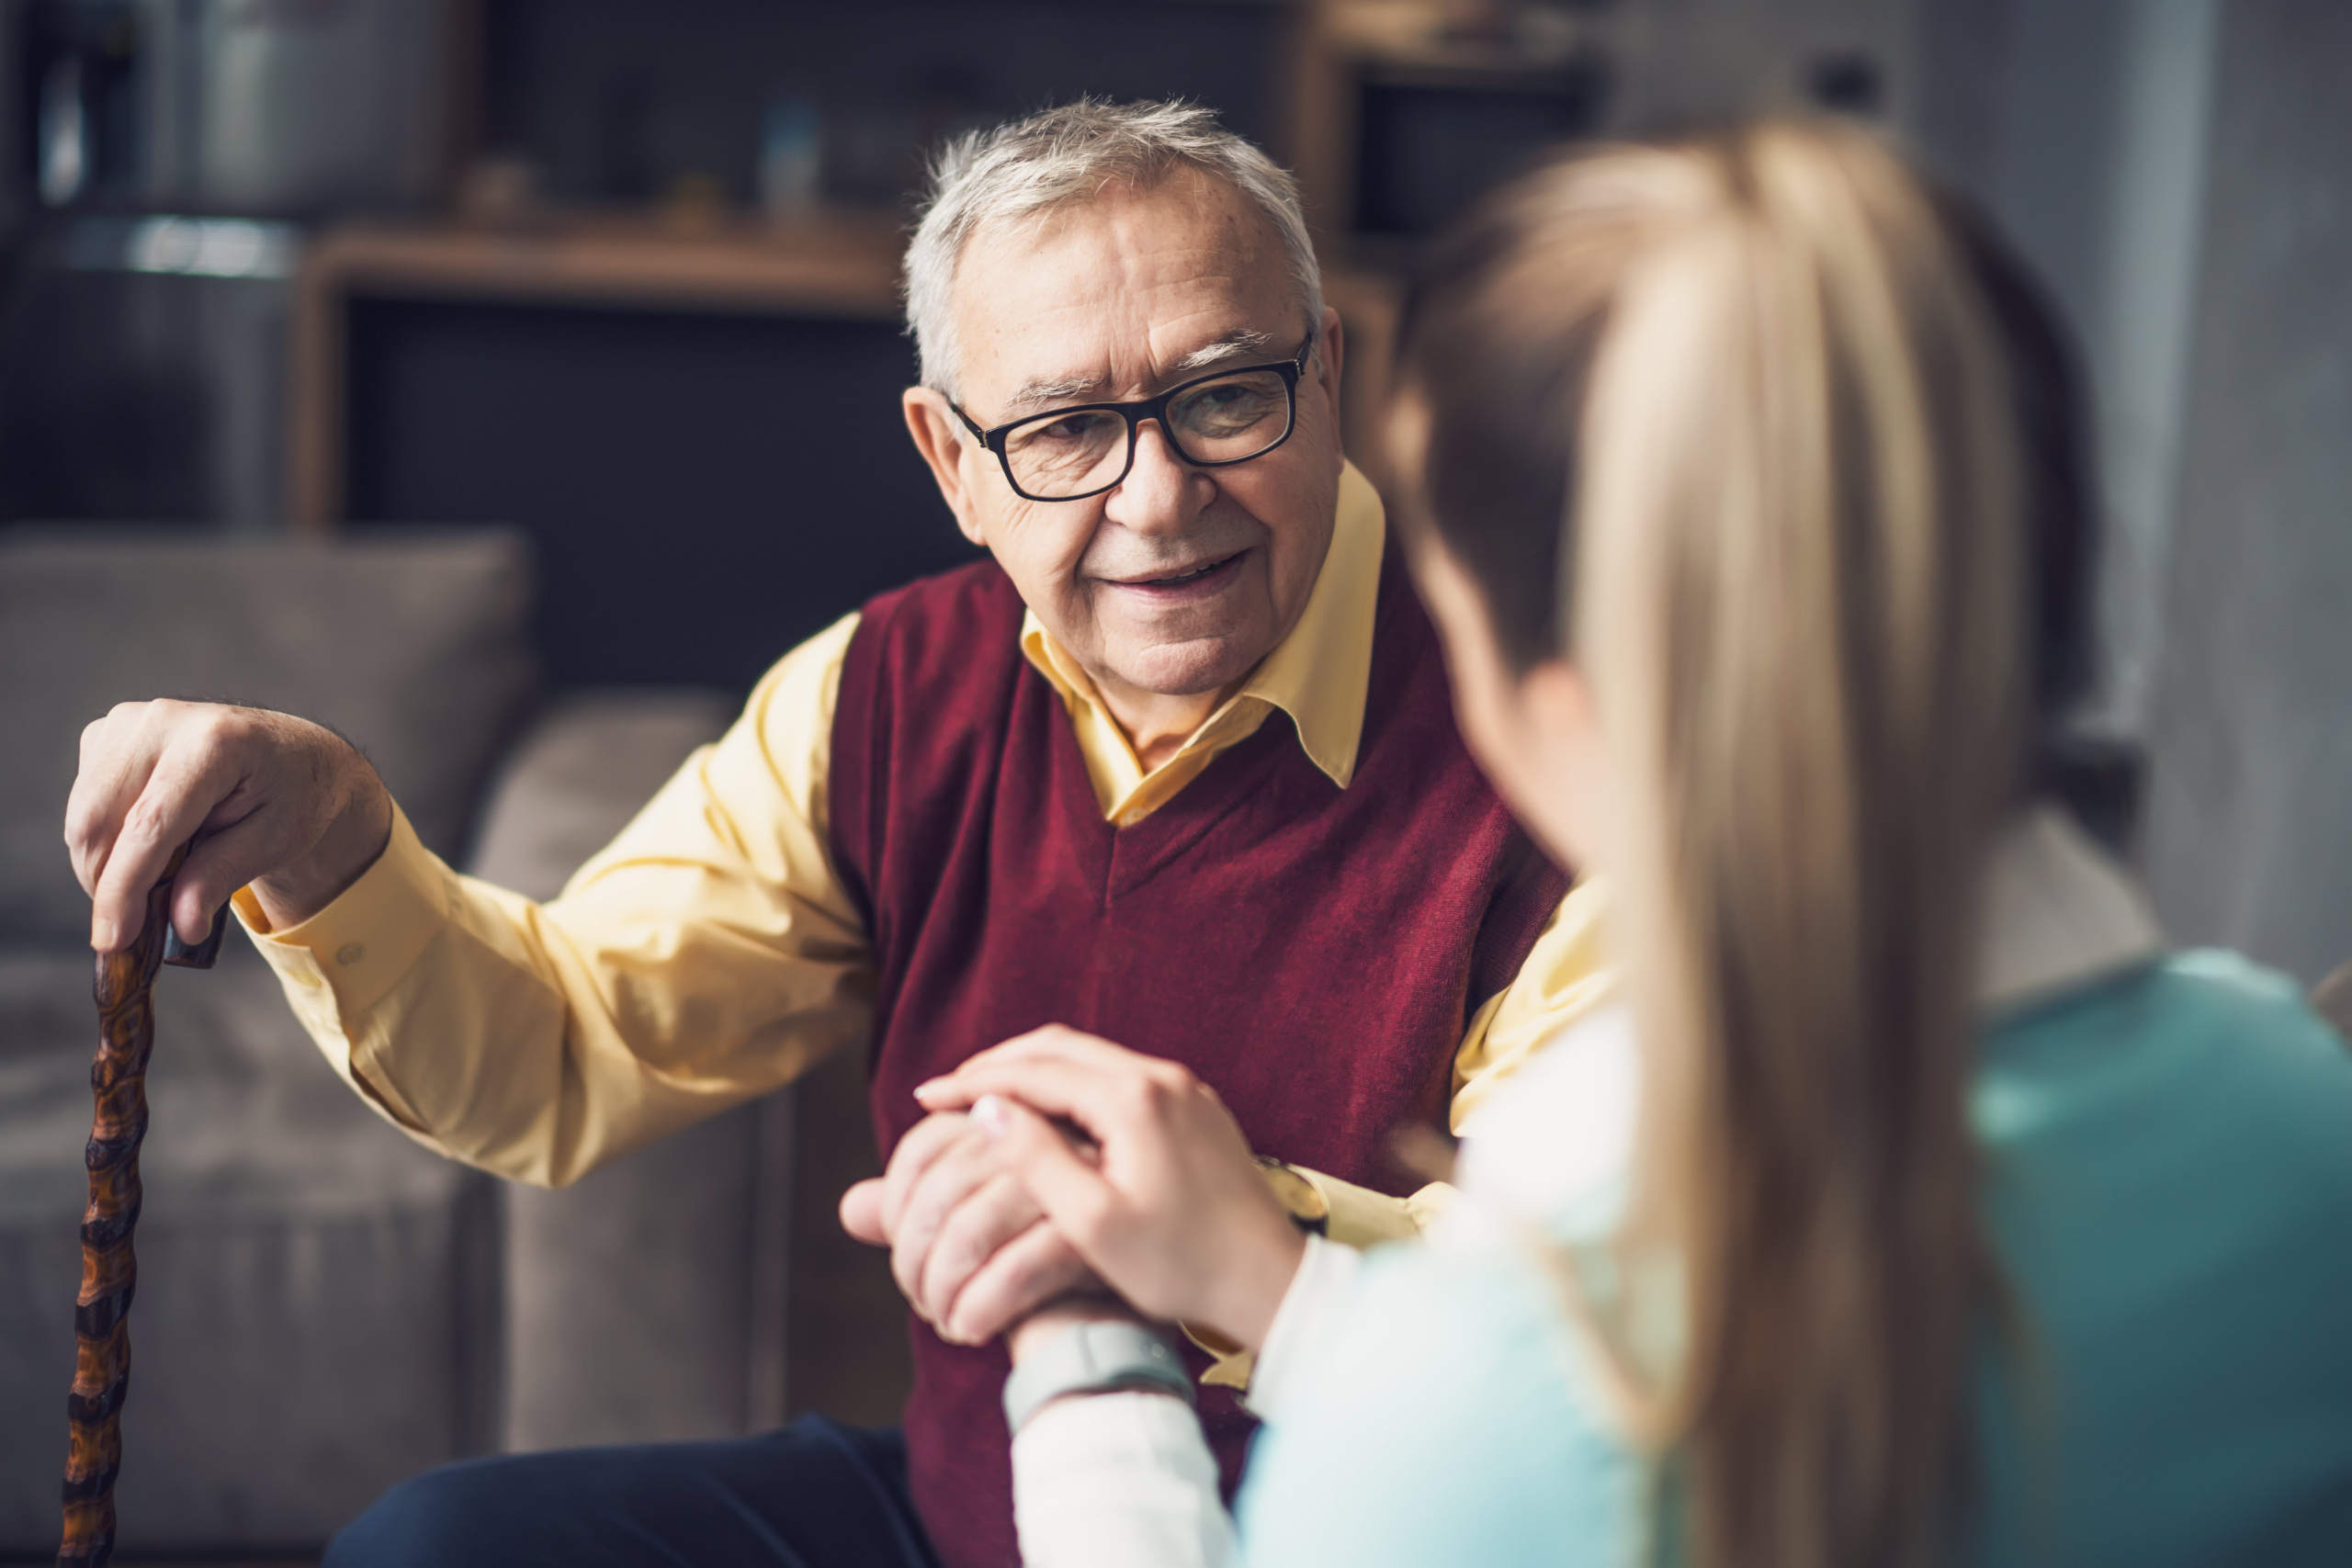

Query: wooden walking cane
left=59, top=844, right=226, bottom=1568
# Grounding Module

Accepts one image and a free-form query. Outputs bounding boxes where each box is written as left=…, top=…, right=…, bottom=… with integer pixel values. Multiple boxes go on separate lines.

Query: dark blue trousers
left=325, top=1417, right=941, bottom=1568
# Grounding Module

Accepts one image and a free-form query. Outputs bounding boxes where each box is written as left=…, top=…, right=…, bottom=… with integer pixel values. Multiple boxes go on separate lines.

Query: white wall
left=1909, top=0, right=2221, bottom=744
left=2140, top=0, right=2352, bottom=982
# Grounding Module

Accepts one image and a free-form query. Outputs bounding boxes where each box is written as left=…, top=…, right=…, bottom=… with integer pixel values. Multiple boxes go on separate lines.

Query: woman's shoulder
left=1981, top=946, right=2352, bottom=1150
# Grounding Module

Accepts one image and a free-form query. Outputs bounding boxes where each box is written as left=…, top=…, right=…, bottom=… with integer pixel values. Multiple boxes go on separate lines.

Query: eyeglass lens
left=1001, top=367, right=1294, bottom=498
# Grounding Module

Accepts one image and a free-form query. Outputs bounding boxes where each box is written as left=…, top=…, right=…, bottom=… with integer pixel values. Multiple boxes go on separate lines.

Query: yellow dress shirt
left=234, top=461, right=1609, bottom=1253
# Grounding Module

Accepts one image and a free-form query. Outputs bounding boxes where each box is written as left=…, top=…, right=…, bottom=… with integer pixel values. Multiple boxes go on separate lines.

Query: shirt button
left=335, top=942, right=366, bottom=966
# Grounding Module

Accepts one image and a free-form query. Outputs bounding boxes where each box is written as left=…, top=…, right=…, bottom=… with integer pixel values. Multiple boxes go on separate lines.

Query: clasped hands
left=839, top=1026, right=1308, bottom=1366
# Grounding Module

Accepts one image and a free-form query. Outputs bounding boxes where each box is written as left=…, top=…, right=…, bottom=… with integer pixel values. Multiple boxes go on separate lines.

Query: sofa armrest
left=464, top=688, right=796, bottom=1450
left=467, top=687, right=738, bottom=900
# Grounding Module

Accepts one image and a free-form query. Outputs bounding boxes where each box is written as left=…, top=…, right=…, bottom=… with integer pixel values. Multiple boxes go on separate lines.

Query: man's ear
left=904, top=388, right=990, bottom=548
left=1315, top=304, right=1346, bottom=412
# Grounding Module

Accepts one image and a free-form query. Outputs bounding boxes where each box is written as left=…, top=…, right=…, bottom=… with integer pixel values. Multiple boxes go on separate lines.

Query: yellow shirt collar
left=1020, top=460, right=1386, bottom=819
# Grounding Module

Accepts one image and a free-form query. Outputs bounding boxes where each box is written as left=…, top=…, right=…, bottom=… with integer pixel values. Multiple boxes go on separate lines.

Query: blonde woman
left=921, top=121, right=2352, bottom=1567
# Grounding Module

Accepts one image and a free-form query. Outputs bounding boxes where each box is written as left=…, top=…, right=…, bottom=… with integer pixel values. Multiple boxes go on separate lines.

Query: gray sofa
left=0, top=528, right=798, bottom=1556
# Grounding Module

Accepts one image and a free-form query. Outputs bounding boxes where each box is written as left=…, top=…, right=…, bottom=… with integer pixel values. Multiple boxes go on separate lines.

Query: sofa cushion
left=467, top=688, right=738, bottom=903
left=461, top=690, right=792, bottom=1450
left=0, top=527, right=538, bottom=943
left=0, top=941, right=498, bottom=1552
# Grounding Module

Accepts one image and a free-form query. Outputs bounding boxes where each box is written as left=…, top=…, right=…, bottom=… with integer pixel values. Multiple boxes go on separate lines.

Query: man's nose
left=1102, top=420, right=1211, bottom=536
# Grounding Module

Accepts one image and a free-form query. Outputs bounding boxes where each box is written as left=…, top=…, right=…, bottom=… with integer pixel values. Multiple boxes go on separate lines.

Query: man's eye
left=1028, top=412, right=1114, bottom=444
left=1175, top=379, right=1279, bottom=432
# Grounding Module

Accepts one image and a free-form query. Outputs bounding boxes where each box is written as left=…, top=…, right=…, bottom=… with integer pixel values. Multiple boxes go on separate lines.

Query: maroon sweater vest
left=827, top=545, right=1566, bottom=1568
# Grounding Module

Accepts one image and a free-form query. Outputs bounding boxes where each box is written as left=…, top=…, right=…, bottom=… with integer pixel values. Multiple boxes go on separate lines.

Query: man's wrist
left=1007, top=1296, right=1138, bottom=1365
left=250, top=771, right=393, bottom=931
left=1003, top=1318, right=1193, bottom=1434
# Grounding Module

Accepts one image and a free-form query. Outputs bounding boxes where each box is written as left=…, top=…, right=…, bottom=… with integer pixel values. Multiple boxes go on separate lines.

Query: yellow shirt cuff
left=234, top=802, right=450, bottom=1014
left=1187, top=1323, right=1256, bottom=1390
left=1299, top=1168, right=1428, bottom=1248
left=232, top=803, right=453, bottom=1125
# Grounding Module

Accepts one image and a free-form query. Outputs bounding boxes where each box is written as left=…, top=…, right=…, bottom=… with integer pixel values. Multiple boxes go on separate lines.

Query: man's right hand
left=839, top=1110, right=1105, bottom=1347
left=65, top=700, right=393, bottom=953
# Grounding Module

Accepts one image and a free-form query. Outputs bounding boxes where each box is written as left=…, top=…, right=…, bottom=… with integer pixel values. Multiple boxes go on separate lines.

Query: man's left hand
left=840, top=1110, right=1103, bottom=1345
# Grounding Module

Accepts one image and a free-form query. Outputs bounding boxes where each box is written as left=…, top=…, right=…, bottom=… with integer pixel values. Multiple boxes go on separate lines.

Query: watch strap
left=1002, top=1320, right=1195, bottom=1434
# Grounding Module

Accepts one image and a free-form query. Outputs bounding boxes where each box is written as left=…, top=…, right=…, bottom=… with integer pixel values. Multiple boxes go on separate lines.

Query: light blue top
left=1237, top=952, right=2352, bottom=1566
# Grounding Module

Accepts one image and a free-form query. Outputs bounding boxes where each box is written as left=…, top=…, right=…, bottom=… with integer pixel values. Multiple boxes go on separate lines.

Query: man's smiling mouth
left=1107, top=551, right=1247, bottom=590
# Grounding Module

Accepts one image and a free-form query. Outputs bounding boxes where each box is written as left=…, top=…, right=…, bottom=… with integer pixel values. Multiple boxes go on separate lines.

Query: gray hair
left=903, top=98, right=1324, bottom=401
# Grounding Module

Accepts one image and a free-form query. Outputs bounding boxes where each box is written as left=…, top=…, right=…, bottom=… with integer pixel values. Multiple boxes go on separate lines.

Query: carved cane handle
left=59, top=850, right=222, bottom=1568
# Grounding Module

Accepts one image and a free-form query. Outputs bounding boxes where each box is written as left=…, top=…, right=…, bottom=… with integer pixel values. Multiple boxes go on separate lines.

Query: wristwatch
left=1001, top=1320, right=1195, bottom=1434
left=1254, top=1156, right=1331, bottom=1236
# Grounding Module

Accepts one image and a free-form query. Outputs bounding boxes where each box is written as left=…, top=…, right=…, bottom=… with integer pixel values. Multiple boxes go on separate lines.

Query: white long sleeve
left=1008, top=1237, right=1367, bottom=1568
left=1245, top=1235, right=1366, bottom=1424
left=1012, top=1392, right=1238, bottom=1568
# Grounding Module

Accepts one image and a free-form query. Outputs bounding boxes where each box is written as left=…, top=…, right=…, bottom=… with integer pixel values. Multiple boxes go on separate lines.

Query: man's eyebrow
left=1001, top=329, right=1277, bottom=412
left=1171, top=329, right=1275, bottom=374
left=1006, top=372, right=1110, bottom=411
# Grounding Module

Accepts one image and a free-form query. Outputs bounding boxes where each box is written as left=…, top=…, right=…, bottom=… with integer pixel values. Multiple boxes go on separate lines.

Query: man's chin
left=1102, top=632, right=1269, bottom=701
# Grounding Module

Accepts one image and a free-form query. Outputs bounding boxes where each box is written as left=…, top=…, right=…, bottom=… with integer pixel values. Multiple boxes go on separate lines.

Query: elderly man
left=65, top=101, right=1600, bottom=1568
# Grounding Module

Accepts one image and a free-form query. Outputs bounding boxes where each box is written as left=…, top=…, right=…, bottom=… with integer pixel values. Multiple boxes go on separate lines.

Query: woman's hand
left=916, top=1027, right=1306, bottom=1352
left=837, top=1110, right=1105, bottom=1346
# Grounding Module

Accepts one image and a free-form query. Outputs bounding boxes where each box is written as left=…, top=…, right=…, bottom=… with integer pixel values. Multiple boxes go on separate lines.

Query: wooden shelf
left=289, top=211, right=909, bottom=529
left=302, top=211, right=909, bottom=319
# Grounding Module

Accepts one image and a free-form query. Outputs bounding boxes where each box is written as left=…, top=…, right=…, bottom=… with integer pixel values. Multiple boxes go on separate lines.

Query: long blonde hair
left=1398, top=122, right=2029, bottom=1567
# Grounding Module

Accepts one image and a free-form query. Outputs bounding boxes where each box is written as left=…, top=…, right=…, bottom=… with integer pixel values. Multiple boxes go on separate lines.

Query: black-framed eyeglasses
left=950, top=332, right=1315, bottom=502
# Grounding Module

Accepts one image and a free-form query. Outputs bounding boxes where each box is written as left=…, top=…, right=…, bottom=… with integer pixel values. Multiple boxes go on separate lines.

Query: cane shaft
left=60, top=850, right=218, bottom=1568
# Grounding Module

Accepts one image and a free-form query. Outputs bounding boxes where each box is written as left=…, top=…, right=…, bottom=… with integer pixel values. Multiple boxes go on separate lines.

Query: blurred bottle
left=26, top=1, right=143, bottom=209
left=457, top=154, right=542, bottom=229
left=758, top=96, right=822, bottom=220
left=21, top=0, right=452, bottom=218
left=145, top=0, right=451, bottom=215
left=39, top=52, right=88, bottom=205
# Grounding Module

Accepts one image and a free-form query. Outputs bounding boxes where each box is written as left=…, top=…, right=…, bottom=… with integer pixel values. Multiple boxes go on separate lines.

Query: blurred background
left=0, top=0, right=2345, bottom=1560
